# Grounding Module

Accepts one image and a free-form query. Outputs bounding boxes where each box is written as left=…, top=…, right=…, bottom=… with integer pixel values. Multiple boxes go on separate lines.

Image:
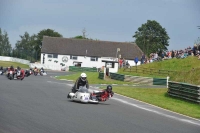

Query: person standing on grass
left=141, top=53, right=145, bottom=64
left=134, top=56, right=138, bottom=66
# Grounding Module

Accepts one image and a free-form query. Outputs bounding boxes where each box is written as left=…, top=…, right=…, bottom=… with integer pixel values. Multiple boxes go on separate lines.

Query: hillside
left=119, top=56, right=200, bottom=85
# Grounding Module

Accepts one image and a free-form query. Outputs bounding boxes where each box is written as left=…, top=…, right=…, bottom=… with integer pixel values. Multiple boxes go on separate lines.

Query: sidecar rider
left=92, top=85, right=114, bottom=101
left=71, top=73, right=89, bottom=93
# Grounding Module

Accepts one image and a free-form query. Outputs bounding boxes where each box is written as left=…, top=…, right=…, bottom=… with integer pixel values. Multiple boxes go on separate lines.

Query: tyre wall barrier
left=98, top=72, right=104, bottom=79
left=110, top=73, right=125, bottom=81
left=168, top=81, right=200, bottom=104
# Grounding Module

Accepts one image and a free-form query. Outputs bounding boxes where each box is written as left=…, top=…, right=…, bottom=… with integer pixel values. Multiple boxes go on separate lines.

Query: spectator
left=119, top=58, right=123, bottom=68
left=134, top=56, right=139, bottom=66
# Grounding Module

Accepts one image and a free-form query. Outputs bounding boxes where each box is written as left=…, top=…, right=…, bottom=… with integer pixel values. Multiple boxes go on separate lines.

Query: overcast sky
left=0, top=0, right=199, bottom=51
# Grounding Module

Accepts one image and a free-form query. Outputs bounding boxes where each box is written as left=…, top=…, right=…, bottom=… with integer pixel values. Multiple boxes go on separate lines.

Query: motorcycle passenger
left=93, top=85, right=114, bottom=101
left=72, top=73, right=89, bottom=93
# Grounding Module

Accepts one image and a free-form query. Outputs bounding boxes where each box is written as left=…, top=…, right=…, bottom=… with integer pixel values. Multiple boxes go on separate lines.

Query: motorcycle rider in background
left=0, top=66, right=4, bottom=75
left=9, top=65, right=15, bottom=71
left=33, top=66, right=38, bottom=75
left=40, top=67, right=45, bottom=73
left=16, top=66, right=21, bottom=77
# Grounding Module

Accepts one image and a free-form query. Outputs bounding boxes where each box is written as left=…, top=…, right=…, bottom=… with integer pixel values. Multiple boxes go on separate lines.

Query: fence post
left=167, top=76, right=170, bottom=88
left=104, top=67, right=106, bottom=80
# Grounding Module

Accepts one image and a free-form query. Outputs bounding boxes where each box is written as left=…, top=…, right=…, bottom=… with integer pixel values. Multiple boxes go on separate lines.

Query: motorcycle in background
left=15, top=69, right=25, bottom=80
left=7, top=69, right=15, bottom=80
left=39, top=69, right=47, bottom=76
left=25, top=68, right=33, bottom=77
left=33, top=68, right=39, bottom=76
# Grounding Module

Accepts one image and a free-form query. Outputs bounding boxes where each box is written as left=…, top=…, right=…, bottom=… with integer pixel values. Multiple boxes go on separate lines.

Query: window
left=106, top=63, right=114, bottom=68
left=48, top=54, right=58, bottom=58
left=90, top=57, right=98, bottom=61
left=48, top=54, right=53, bottom=58
left=53, top=54, right=58, bottom=58
left=70, top=55, right=78, bottom=60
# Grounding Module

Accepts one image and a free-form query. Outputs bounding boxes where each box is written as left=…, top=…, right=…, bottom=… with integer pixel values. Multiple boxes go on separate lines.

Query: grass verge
left=0, top=61, right=29, bottom=69
left=56, top=72, right=134, bottom=85
left=110, top=86, right=200, bottom=119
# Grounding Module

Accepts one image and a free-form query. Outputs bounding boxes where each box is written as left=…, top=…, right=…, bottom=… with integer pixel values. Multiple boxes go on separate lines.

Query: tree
left=73, top=35, right=88, bottom=39
left=14, top=32, right=37, bottom=61
left=0, top=28, right=12, bottom=56
left=35, top=29, right=63, bottom=60
left=133, top=20, right=170, bottom=56
left=15, top=32, right=37, bottom=50
left=37, top=28, right=63, bottom=48
left=72, top=28, right=89, bottom=39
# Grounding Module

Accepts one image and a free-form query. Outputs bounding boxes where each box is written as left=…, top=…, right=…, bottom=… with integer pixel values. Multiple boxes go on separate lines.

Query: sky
left=0, top=0, right=200, bottom=51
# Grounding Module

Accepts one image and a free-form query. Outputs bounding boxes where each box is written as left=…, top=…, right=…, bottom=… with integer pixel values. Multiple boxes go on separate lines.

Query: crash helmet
left=80, top=73, right=87, bottom=81
left=106, top=85, right=112, bottom=93
left=10, top=65, right=14, bottom=69
left=17, top=66, right=21, bottom=70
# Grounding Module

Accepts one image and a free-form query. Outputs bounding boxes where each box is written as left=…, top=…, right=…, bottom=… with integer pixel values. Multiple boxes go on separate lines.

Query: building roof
left=41, top=36, right=143, bottom=60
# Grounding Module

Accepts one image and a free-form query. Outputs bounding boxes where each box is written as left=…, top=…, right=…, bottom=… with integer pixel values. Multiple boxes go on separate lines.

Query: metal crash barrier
left=168, top=81, right=200, bottom=104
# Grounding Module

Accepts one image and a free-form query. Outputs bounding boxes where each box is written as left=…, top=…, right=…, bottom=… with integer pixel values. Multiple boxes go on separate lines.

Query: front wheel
left=40, top=72, right=43, bottom=76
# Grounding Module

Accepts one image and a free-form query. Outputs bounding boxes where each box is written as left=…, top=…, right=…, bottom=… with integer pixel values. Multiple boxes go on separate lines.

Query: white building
left=40, top=36, right=143, bottom=72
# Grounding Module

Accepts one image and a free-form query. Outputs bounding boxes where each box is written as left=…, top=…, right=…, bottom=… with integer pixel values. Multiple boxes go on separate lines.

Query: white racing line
left=47, top=80, right=200, bottom=126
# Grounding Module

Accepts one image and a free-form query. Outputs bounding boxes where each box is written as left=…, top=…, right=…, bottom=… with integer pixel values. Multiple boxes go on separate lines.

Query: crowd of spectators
left=118, top=58, right=130, bottom=68
left=141, top=44, right=200, bottom=64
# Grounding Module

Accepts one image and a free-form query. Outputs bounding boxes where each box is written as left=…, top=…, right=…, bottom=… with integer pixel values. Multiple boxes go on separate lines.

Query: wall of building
left=40, top=53, right=140, bottom=71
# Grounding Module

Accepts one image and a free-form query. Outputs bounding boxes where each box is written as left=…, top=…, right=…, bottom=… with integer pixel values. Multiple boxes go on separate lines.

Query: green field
left=119, top=56, right=200, bottom=85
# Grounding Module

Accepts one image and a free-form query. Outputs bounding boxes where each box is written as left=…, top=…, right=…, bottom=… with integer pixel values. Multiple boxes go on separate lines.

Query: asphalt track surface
left=0, top=71, right=199, bottom=133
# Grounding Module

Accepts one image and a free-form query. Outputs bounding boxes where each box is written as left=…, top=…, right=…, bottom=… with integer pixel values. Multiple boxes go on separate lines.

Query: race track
left=0, top=71, right=199, bottom=133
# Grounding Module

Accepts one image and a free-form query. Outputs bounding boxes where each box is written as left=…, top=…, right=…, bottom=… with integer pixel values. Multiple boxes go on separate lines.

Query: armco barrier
left=168, top=81, right=200, bottom=104
left=98, top=72, right=104, bottom=79
left=69, top=66, right=97, bottom=72
left=0, top=56, right=30, bottom=65
left=153, top=78, right=167, bottom=85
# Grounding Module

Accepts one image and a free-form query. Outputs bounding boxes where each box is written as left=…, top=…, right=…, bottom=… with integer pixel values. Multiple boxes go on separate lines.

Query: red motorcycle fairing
left=16, top=69, right=25, bottom=80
